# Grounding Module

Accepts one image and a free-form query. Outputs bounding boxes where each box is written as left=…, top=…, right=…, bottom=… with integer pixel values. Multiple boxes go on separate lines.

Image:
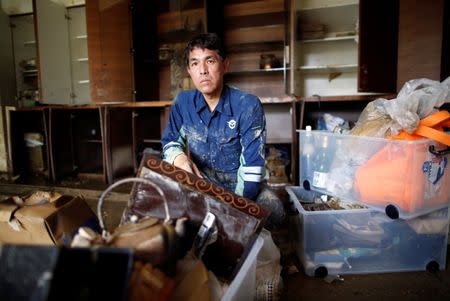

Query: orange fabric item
left=388, top=110, right=450, bottom=145
left=355, top=142, right=449, bottom=213
left=355, top=111, right=450, bottom=214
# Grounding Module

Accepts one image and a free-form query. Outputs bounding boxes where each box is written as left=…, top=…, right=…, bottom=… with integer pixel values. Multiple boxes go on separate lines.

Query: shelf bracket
left=328, top=72, right=342, bottom=82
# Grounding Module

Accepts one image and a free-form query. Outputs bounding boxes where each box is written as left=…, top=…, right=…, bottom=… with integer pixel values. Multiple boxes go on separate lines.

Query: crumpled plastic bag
left=351, top=77, right=450, bottom=137
left=255, top=229, right=283, bottom=301
left=317, top=113, right=350, bottom=133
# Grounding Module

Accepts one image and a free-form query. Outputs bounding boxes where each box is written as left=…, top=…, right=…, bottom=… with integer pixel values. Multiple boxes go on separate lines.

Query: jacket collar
left=195, top=85, right=233, bottom=116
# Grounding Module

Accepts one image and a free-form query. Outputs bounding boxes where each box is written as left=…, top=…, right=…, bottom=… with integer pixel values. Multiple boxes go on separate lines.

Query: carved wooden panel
left=124, top=154, right=268, bottom=279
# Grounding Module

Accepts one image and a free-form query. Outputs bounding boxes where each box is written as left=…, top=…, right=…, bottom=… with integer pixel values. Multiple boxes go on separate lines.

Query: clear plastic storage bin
left=222, top=235, right=264, bottom=301
left=286, top=186, right=449, bottom=277
left=299, top=130, right=450, bottom=219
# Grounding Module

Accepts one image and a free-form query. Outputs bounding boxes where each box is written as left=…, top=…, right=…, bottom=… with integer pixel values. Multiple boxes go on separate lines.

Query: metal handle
left=97, top=177, right=170, bottom=235
left=428, top=145, right=450, bottom=156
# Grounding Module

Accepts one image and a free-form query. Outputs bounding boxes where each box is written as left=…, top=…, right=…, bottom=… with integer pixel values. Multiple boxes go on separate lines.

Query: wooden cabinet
left=1, top=1, right=90, bottom=106
left=86, top=0, right=208, bottom=102
left=104, top=102, right=171, bottom=183
left=9, top=103, right=171, bottom=185
left=223, top=0, right=287, bottom=98
left=35, top=0, right=91, bottom=104
left=50, top=106, right=107, bottom=183
left=290, top=0, right=398, bottom=97
left=220, top=0, right=296, bottom=184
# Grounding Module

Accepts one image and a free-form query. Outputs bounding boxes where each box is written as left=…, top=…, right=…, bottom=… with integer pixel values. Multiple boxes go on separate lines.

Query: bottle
left=300, top=125, right=314, bottom=187
left=312, top=135, right=331, bottom=189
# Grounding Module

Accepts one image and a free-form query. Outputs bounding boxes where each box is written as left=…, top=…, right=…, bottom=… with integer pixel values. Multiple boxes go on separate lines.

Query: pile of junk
left=0, top=155, right=282, bottom=301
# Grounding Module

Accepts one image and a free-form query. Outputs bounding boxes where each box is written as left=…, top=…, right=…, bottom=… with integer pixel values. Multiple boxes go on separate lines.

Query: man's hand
left=173, top=153, right=203, bottom=178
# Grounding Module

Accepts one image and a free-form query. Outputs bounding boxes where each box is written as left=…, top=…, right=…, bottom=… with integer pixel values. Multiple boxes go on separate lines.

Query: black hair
left=184, top=33, right=227, bottom=66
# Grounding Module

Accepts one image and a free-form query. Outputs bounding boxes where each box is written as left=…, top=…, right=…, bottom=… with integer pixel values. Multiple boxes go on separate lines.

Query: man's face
left=187, top=47, right=229, bottom=98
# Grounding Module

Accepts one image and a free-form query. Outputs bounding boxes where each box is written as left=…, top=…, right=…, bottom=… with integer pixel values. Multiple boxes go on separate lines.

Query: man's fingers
left=182, top=162, right=194, bottom=174
left=172, top=153, right=202, bottom=178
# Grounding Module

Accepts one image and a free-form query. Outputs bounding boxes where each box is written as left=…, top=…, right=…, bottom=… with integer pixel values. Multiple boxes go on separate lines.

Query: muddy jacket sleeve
left=161, top=98, right=187, bottom=164
left=236, top=97, right=266, bottom=200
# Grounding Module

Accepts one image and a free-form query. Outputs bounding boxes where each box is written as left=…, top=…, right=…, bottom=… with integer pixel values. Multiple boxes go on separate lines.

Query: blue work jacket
left=161, top=85, right=266, bottom=200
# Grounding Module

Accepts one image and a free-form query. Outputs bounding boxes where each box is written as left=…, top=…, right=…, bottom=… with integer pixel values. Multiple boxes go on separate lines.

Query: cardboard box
left=0, top=195, right=100, bottom=245
left=24, top=132, right=45, bottom=172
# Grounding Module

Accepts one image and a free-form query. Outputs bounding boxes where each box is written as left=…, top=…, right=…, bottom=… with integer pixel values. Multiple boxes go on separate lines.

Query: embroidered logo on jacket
left=227, top=119, right=236, bottom=129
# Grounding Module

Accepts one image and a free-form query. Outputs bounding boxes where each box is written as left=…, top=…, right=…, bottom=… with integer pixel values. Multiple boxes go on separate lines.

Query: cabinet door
left=86, top=0, right=134, bottom=102
left=8, top=13, right=36, bottom=105
left=396, top=0, right=445, bottom=88
left=49, top=108, right=74, bottom=181
left=442, top=0, right=450, bottom=80
left=105, top=107, right=134, bottom=183
left=358, top=0, right=399, bottom=93
left=67, top=6, right=91, bottom=104
left=131, top=1, right=159, bottom=101
left=35, top=0, right=73, bottom=104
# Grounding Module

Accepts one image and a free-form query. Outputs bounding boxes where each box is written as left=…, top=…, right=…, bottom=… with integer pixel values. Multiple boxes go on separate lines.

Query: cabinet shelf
left=300, top=34, right=357, bottom=43
left=80, top=139, right=102, bottom=143
left=298, top=0, right=358, bottom=11
left=22, top=69, right=38, bottom=77
left=227, top=41, right=284, bottom=53
left=260, top=96, right=295, bottom=104
left=227, top=67, right=286, bottom=75
left=143, top=139, right=161, bottom=144
left=23, top=40, right=36, bottom=46
left=300, top=93, right=395, bottom=102
left=157, top=29, right=203, bottom=44
left=267, top=138, right=292, bottom=144
left=225, top=24, right=284, bottom=45
left=298, top=64, right=357, bottom=73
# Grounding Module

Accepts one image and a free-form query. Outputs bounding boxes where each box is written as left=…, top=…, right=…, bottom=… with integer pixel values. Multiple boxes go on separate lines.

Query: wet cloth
left=161, top=85, right=266, bottom=200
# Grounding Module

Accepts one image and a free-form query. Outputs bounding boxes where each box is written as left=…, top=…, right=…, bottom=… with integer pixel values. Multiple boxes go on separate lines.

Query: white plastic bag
left=255, top=229, right=283, bottom=301
left=351, top=77, right=450, bottom=137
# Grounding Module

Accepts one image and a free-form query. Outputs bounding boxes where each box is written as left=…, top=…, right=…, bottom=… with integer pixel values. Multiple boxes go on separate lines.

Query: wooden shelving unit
left=292, top=0, right=360, bottom=96
left=221, top=0, right=295, bottom=184
left=9, top=102, right=172, bottom=185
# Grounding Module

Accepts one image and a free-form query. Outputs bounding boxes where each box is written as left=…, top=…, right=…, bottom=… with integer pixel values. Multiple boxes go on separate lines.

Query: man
left=161, top=33, right=284, bottom=228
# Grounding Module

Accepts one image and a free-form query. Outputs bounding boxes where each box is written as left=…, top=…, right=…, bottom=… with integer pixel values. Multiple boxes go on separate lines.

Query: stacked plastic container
left=287, top=129, right=450, bottom=277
